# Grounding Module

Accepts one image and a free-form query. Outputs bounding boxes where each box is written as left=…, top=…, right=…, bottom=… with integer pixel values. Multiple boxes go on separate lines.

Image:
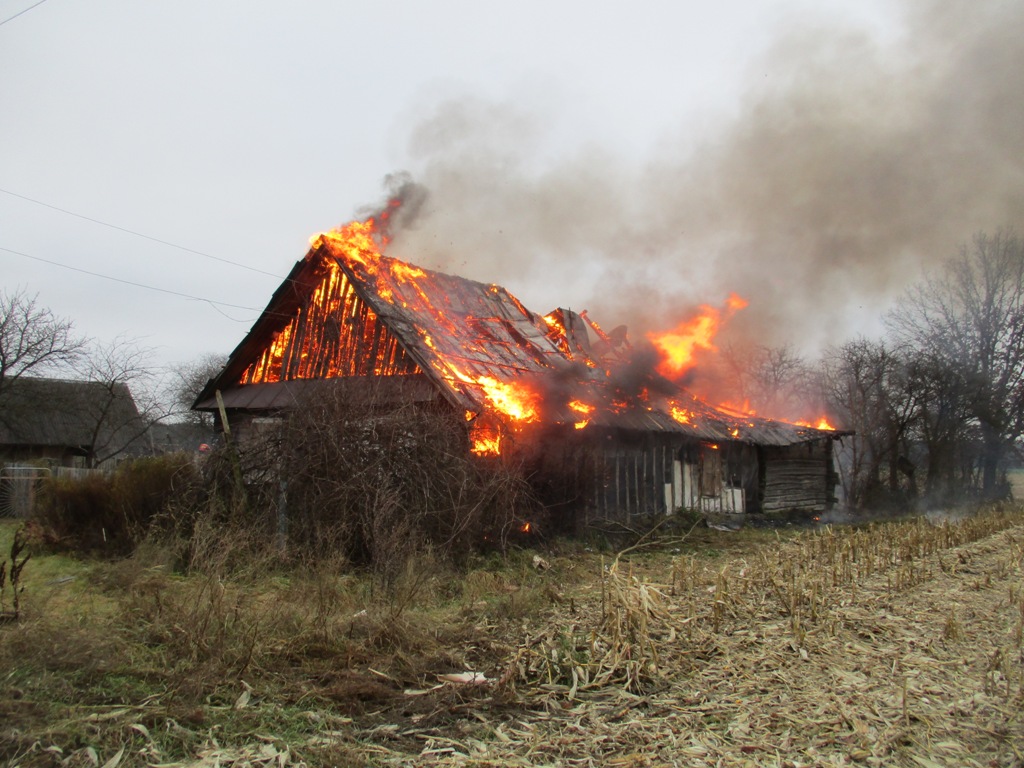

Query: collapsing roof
left=196, top=220, right=836, bottom=449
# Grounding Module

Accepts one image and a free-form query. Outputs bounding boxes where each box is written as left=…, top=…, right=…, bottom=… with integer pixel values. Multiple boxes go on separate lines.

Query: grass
left=1, top=503, right=1023, bottom=766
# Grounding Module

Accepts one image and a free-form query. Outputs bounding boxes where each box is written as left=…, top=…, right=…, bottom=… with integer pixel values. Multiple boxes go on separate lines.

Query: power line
left=0, top=0, right=51, bottom=27
left=0, top=187, right=286, bottom=279
left=0, top=244, right=270, bottom=319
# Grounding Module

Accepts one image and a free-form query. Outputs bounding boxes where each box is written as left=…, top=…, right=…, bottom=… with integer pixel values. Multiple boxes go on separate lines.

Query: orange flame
left=474, top=376, right=541, bottom=423
left=314, top=216, right=548, bottom=450
left=258, top=211, right=834, bottom=461
left=469, top=423, right=502, bottom=456
left=795, top=417, right=836, bottom=431
left=669, top=405, right=692, bottom=425
left=647, top=293, right=747, bottom=380
left=568, top=399, right=594, bottom=429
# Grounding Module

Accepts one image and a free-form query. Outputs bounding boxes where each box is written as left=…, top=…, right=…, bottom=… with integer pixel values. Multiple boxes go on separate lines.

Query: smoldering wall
left=385, top=0, right=1024, bottom=357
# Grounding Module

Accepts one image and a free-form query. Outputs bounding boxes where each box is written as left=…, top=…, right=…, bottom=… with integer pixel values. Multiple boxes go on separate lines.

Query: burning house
left=194, top=216, right=845, bottom=526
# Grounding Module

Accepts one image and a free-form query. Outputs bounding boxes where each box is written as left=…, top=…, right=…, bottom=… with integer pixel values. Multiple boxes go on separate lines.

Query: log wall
left=759, top=440, right=834, bottom=513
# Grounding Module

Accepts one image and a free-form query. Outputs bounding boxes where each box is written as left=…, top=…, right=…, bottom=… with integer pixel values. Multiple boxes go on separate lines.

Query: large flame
left=473, top=376, right=541, bottom=423
left=314, top=215, right=546, bottom=452
left=647, top=293, right=748, bottom=380
left=795, top=417, right=836, bottom=431
left=241, top=210, right=838, bottom=458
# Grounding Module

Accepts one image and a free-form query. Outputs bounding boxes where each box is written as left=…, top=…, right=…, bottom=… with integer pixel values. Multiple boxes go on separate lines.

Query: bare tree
left=0, top=289, right=84, bottom=397
left=74, top=336, right=170, bottom=467
left=720, top=342, right=811, bottom=419
left=168, top=353, right=225, bottom=427
left=888, top=231, right=1024, bottom=497
left=821, top=338, right=921, bottom=507
left=901, top=348, right=974, bottom=501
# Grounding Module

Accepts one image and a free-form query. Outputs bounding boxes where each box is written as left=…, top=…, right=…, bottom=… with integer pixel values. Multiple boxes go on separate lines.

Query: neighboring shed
left=195, top=225, right=847, bottom=524
left=0, top=377, right=146, bottom=468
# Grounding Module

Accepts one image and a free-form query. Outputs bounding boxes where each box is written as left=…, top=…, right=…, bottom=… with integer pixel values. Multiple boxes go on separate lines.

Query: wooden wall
left=758, top=439, right=836, bottom=513
left=578, top=433, right=838, bottom=524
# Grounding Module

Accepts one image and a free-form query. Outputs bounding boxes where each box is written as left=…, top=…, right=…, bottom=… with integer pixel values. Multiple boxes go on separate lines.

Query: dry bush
left=30, top=455, right=201, bottom=556
left=118, top=568, right=269, bottom=686
left=272, top=381, right=536, bottom=577
left=0, top=525, right=30, bottom=620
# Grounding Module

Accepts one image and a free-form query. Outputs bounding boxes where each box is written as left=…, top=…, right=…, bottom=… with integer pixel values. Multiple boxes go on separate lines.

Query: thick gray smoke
left=386, top=0, right=1024, bottom=356
left=357, top=171, right=429, bottom=240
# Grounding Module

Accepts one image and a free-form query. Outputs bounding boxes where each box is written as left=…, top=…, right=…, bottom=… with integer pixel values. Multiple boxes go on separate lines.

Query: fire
left=647, top=293, right=747, bottom=380
left=469, top=423, right=502, bottom=456
left=568, top=400, right=594, bottom=415
left=317, top=215, right=544, bottom=436
left=471, top=434, right=502, bottom=456
left=796, top=417, right=836, bottom=431
left=243, top=204, right=840, bottom=465
left=568, top=399, right=594, bottom=430
left=474, top=376, right=541, bottom=423
left=315, top=219, right=380, bottom=266
left=669, top=405, right=692, bottom=424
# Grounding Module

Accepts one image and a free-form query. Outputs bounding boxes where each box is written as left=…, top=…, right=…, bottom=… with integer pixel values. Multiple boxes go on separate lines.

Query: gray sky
left=2, top=0, right=1021, bottom=382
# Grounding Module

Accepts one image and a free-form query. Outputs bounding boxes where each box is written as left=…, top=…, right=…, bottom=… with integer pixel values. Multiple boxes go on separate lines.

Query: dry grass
left=1, top=505, right=1023, bottom=767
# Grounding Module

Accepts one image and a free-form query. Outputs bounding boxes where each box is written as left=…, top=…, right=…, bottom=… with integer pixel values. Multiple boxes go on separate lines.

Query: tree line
left=721, top=231, right=1024, bottom=508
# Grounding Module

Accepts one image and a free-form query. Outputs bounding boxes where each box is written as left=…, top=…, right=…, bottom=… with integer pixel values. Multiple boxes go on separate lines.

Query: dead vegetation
left=1, top=504, right=1023, bottom=767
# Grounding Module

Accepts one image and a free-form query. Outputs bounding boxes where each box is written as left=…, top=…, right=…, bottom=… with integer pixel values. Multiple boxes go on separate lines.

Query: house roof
left=0, top=377, right=144, bottom=454
left=196, top=231, right=840, bottom=447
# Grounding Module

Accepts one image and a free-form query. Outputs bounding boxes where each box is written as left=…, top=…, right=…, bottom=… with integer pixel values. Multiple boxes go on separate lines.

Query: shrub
left=32, top=454, right=201, bottom=555
left=269, top=380, right=538, bottom=575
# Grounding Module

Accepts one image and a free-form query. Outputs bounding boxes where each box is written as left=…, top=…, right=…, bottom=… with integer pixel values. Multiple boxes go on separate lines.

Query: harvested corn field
left=2, top=505, right=1023, bottom=767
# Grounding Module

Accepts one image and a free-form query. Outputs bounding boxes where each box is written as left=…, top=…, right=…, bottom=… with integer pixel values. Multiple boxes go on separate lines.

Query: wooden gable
left=239, top=260, right=420, bottom=384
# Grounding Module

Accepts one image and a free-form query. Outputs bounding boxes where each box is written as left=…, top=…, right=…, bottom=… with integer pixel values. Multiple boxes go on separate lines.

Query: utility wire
left=0, top=0, right=51, bottom=27
left=0, top=187, right=286, bottom=279
left=0, top=244, right=273, bottom=319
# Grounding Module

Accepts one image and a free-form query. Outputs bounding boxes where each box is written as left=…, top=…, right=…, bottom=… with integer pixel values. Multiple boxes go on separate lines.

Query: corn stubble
left=1, top=503, right=1022, bottom=767
left=496, top=505, right=1024, bottom=766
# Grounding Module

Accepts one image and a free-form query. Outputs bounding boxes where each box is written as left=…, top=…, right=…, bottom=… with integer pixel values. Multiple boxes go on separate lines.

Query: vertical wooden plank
left=613, top=451, right=619, bottom=519
left=338, top=285, right=358, bottom=371
left=633, top=452, right=639, bottom=519
left=639, top=450, right=644, bottom=515
left=366, top=319, right=384, bottom=375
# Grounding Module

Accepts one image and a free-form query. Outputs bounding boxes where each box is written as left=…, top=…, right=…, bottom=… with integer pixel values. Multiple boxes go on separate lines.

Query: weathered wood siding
left=580, top=435, right=775, bottom=523
left=590, top=434, right=676, bottom=521
left=759, top=440, right=835, bottom=513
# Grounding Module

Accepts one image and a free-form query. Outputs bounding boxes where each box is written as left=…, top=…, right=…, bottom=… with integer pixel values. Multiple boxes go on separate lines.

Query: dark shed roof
left=0, top=377, right=143, bottom=454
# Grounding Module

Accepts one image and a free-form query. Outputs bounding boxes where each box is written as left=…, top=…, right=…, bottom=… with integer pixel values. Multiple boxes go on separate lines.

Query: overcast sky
left=2, top=0, right=1022, bottom=382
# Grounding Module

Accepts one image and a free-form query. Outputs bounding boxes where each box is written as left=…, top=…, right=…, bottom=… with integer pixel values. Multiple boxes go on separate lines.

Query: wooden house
left=0, top=377, right=146, bottom=468
left=195, top=224, right=845, bottom=525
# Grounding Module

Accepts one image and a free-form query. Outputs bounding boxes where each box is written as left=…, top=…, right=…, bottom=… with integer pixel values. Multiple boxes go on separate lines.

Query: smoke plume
left=382, top=0, right=1023, bottom=364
